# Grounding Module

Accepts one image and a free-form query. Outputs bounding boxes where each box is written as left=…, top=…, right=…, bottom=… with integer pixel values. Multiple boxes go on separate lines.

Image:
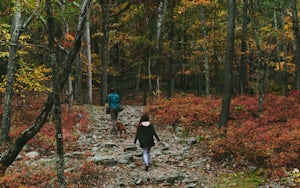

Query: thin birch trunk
left=200, top=4, right=210, bottom=96
left=1, top=0, right=22, bottom=143
left=1, top=0, right=36, bottom=142
left=86, top=11, right=93, bottom=104
left=154, top=0, right=167, bottom=97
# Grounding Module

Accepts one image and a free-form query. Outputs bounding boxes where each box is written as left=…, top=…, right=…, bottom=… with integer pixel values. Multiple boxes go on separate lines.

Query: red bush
left=146, top=92, right=300, bottom=178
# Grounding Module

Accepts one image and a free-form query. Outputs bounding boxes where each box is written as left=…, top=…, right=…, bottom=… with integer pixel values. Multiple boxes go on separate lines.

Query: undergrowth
left=1, top=91, right=300, bottom=186
left=145, top=91, right=300, bottom=184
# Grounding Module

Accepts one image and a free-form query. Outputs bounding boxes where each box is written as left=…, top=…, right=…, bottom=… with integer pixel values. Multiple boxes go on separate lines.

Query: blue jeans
left=142, top=148, right=151, bottom=165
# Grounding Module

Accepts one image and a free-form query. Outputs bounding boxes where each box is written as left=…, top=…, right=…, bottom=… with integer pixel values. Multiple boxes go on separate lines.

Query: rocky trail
left=10, top=105, right=287, bottom=187
left=83, top=105, right=214, bottom=187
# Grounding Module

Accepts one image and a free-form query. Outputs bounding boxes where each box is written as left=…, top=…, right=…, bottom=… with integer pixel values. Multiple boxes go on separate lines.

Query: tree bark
left=74, top=54, right=83, bottom=104
left=274, top=10, right=283, bottom=94
left=154, top=0, right=167, bottom=97
left=1, top=0, right=37, bottom=143
left=86, top=11, right=93, bottom=104
left=0, top=0, right=22, bottom=143
left=100, top=0, right=109, bottom=105
left=239, top=0, right=248, bottom=94
left=219, top=0, right=235, bottom=129
left=281, top=9, right=289, bottom=96
left=200, top=4, right=210, bottom=96
left=249, top=1, right=264, bottom=117
left=168, top=0, right=175, bottom=98
left=291, top=0, right=300, bottom=89
left=0, top=0, right=91, bottom=176
left=45, top=0, right=66, bottom=186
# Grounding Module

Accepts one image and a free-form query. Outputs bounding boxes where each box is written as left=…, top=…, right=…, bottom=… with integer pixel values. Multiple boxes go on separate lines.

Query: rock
left=118, top=153, right=134, bottom=164
left=187, top=137, right=197, bottom=145
left=25, top=151, right=39, bottom=159
left=135, top=179, right=143, bottom=185
left=88, top=153, right=117, bottom=166
left=102, top=141, right=118, bottom=148
left=65, top=151, right=86, bottom=158
left=123, top=144, right=137, bottom=152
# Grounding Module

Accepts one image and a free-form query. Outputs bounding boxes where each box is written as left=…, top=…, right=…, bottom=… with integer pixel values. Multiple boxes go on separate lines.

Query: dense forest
left=0, top=0, right=300, bottom=187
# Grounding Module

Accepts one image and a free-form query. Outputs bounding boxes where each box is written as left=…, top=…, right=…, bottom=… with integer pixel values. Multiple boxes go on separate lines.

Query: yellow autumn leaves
left=0, top=62, right=52, bottom=94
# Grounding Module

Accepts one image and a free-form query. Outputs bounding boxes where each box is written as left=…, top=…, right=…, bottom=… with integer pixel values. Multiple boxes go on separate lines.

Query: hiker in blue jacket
left=106, top=87, right=121, bottom=134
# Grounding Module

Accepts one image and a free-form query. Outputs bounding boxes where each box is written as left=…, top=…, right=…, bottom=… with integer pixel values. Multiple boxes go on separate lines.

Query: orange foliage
left=0, top=166, right=56, bottom=187
left=146, top=91, right=300, bottom=178
left=145, top=93, right=221, bottom=128
left=8, top=94, right=89, bottom=154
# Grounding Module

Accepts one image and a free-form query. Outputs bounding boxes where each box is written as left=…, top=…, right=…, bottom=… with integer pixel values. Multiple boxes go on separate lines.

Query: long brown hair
left=136, top=113, right=150, bottom=129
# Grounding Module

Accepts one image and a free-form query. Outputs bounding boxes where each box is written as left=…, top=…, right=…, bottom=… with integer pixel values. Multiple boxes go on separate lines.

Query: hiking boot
left=145, top=164, right=149, bottom=171
left=110, top=129, right=117, bottom=135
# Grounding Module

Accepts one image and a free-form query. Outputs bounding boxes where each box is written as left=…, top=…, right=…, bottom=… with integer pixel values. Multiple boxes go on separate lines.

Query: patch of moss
left=213, top=171, right=264, bottom=188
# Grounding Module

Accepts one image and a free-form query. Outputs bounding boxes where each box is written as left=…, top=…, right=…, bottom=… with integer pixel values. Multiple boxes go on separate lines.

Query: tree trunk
left=1, top=0, right=22, bottom=143
left=100, top=0, right=109, bottom=105
left=148, top=57, right=152, bottom=92
left=0, top=0, right=91, bottom=176
left=239, top=0, right=248, bottom=94
left=74, top=54, right=83, bottom=104
left=154, top=0, right=167, bottom=97
left=249, top=1, right=264, bottom=117
left=200, top=4, right=210, bottom=96
left=86, top=11, right=93, bottom=104
left=1, top=0, right=36, bottom=143
left=256, top=32, right=264, bottom=116
left=281, top=9, right=289, bottom=96
left=45, top=0, right=66, bottom=186
left=168, top=0, right=175, bottom=98
left=219, top=0, right=235, bottom=130
left=291, top=0, right=300, bottom=89
left=212, top=1, right=221, bottom=93
left=274, top=10, right=283, bottom=94
left=136, top=63, right=142, bottom=91
left=57, top=0, right=73, bottom=113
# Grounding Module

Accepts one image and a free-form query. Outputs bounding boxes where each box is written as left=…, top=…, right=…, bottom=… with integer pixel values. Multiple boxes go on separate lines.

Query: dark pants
left=110, top=108, right=119, bottom=132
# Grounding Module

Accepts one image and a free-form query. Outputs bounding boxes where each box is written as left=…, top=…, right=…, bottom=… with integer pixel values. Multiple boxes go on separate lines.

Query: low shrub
left=146, top=92, right=300, bottom=179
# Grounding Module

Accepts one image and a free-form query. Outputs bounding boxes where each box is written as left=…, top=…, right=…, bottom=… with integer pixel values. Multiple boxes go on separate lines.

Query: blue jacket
left=108, top=93, right=120, bottom=109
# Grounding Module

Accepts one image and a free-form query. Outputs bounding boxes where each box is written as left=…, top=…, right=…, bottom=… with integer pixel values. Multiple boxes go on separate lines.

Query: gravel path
left=9, top=104, right=288, bottom=187
left=84, top=105, right=214, bottom=187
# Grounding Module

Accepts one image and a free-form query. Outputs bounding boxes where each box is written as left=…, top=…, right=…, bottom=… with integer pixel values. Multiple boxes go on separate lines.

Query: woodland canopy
left=0, top=0, right=300, bottom=186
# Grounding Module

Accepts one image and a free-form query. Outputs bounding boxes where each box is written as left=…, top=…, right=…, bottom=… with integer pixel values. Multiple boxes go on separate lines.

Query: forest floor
left=72, top=104, right=287, bottom=187
left=5, top=104, right=291, bottom=187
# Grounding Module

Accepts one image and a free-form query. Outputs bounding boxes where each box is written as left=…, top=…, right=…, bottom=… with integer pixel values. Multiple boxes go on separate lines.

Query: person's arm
left=134, top=128, right=139, bottom=144
left=106, top=94, right=110, bottom=103
left=152, top=125, right=160, bottom=141
left=105, top=94, right=110, bottom=108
